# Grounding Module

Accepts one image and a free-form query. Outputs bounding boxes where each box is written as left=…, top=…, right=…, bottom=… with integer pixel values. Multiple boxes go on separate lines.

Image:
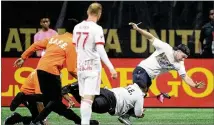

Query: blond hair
left=87, top=2, right=102, bottom=16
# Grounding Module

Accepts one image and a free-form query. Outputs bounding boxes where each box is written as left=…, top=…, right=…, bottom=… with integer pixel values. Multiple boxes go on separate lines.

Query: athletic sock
left=80, top=99, right=93, bottom=125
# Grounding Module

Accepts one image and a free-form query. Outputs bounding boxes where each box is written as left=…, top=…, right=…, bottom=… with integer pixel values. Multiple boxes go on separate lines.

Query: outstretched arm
left=14, top=38, right=49, bottom=68
left=129, top=22, right=155, bottom=43
left=178, top=64, right=205, bottom=88
left=21, top=38, right=49, bottom=60
left=182, top=75, right=205, bottom=88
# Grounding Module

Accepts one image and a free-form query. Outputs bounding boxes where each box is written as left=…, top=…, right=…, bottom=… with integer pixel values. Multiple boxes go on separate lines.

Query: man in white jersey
left=72, top=2, right=117, bottom=125
left=117, top=22, right=205, bottom=125
left=62, top=81, right=152, bottom=125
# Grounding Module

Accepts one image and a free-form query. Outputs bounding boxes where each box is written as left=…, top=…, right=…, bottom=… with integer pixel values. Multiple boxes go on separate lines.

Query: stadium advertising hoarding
left=2, top=1, right=214, bottom=58
left=2, top=58, right=214, bottom=107
left=2, top=28, right=203, bottom=58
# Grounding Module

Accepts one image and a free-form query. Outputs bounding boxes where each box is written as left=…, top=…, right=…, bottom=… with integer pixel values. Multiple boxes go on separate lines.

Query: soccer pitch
left=1, top=107, right=214, bottom=125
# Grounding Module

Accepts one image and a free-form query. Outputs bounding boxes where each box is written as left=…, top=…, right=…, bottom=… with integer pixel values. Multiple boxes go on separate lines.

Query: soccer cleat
left=161, top=93, right=171, bottom=99
left=75, top=120, right=99, bottom=125
left=157, top=93, right=171, bottom=103
left=29, top=121, right=43, bottom=125
left=4, top=112, right=23, bottom=125
left=10, top=92, right=25, bottom=111
left=118, top=114, right=132, bottom=125
left=157, top=94, right=164, bottom=103
left=90, top=120, right=100, bottom=125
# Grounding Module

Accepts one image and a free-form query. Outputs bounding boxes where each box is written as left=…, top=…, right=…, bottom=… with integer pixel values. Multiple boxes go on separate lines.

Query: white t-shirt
left=110, top=84, right=145, bottom=116
left=73, top=21, right=105, bottom=72
left=138, top=38, right=186, bottom=79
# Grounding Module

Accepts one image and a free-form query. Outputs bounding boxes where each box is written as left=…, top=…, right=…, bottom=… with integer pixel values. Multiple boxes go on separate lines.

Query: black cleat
left=10, top=92, right=25, bottom=111
left=90, top=120, right=99, bottom=125
left=4, top=112, right=22, bottom=125
left=161, top=92, right=171, bottom=99
left=29, top=121, right=43, bottom=125
left=118, top=114, right=132, bottom=125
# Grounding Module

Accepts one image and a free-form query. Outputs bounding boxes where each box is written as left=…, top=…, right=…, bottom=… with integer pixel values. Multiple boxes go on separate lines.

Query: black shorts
left=37, top=70, right=62, bottom=102
left=132, top=66, right=152, bottom=92
left=92, top=88, right=116, bottom=115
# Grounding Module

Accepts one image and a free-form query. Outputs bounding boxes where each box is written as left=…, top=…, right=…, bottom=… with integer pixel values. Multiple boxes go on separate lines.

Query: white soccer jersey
left=138, top=38, right=186, bottom=79
left=110, top=84, right=145, bottom=116
left=73, top=20, right=105, bottom=72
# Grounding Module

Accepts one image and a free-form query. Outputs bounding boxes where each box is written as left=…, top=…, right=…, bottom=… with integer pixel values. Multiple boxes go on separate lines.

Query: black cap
left=173, top=44, right=190, bottom=56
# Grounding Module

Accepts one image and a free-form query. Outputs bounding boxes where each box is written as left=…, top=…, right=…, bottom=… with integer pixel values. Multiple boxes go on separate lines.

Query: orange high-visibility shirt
left=21, top=32, right=77, bottom=76
left=21, top=70, right=41, bottom=95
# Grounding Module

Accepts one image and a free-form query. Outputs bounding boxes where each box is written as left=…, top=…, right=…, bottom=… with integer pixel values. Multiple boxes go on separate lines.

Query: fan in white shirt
left=129, top=22, right=205, bottom=92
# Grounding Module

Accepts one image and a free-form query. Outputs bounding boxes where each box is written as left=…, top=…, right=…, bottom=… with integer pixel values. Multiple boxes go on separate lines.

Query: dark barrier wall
left=2, top=1, right=214, bottom=58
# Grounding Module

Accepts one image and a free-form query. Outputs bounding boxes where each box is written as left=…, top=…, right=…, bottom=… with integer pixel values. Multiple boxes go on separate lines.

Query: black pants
left=37, top=70, right=62, bottom=102
left=11, top=92, right=81, bottom=124
left=22, top=98, right=40, bottom=125
left=33, top=70, right=81, bottom=124
left=21, top=103, right=38, bottom=125
left=86, top=89, right=117, bottom=114
left=9, top=92, right=44, bottom=124
left=132, top=66, right=152, bottom=92
left=63, top=82, right=116, bottom=114
left=24, top=94, right=43, bottom=120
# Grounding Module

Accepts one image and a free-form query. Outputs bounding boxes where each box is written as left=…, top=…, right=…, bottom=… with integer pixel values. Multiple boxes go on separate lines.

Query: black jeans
left=64, top=82, right=116, bottom=115
left=132, top=66, right=152, bottom=92
left=93, top=88, right=116, bottom=114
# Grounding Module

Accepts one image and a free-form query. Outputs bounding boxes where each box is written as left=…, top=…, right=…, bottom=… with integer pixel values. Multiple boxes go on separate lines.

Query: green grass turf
left=1, top=107, right=214, bottom=125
